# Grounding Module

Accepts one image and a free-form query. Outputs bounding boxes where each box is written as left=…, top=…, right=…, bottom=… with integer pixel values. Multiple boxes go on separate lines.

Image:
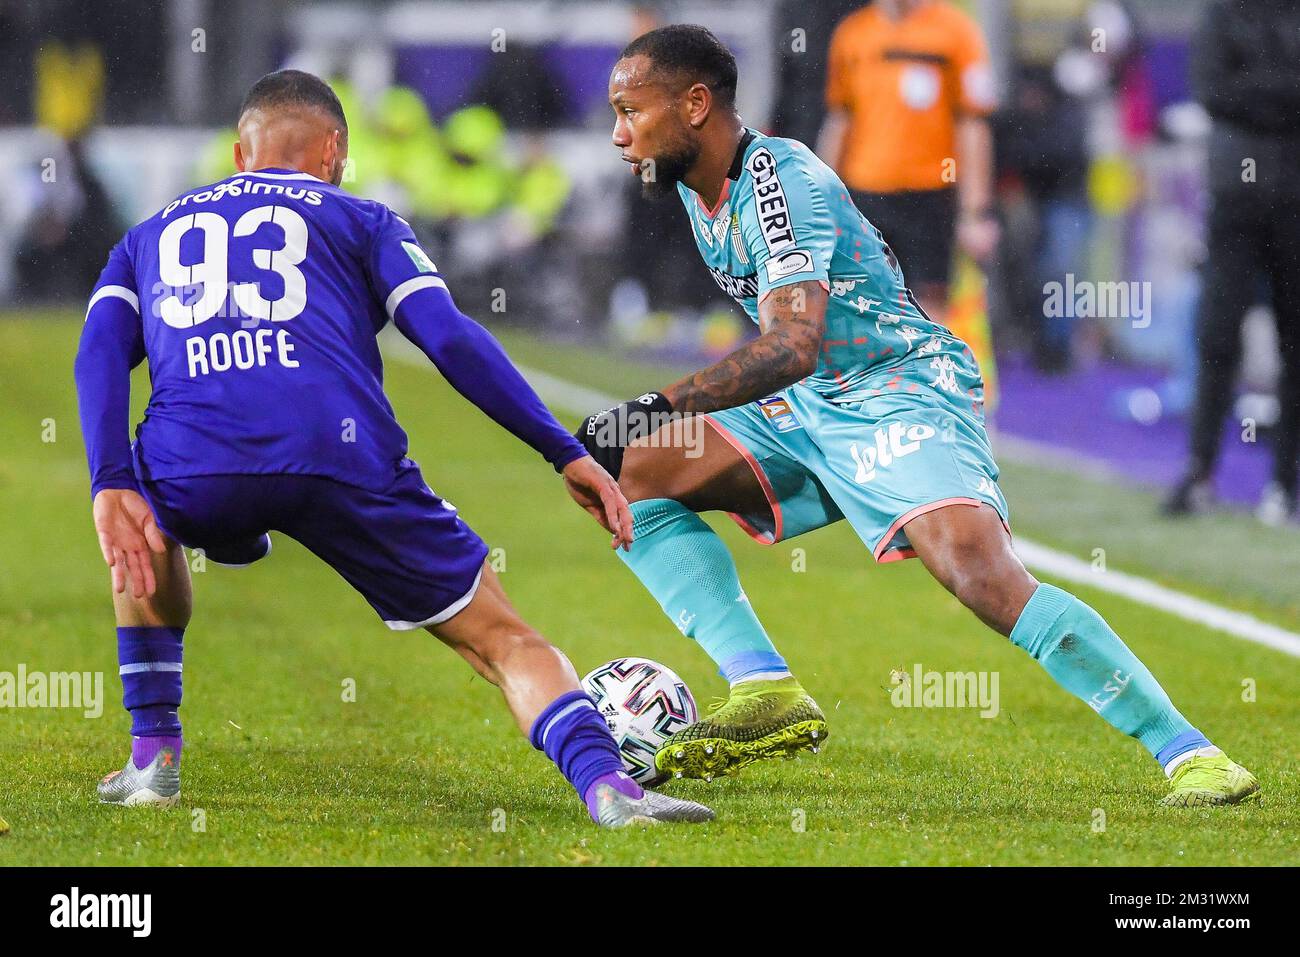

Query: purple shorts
left=141, top=461, right=489, bottom=629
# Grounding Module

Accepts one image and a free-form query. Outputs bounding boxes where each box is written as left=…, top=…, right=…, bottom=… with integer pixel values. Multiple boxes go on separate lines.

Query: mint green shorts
left=705, top=382, right=1009, bottom=562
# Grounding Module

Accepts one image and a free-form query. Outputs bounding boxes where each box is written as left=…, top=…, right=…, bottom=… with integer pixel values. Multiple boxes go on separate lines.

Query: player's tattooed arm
left=662, top=280, right=827, bottom=416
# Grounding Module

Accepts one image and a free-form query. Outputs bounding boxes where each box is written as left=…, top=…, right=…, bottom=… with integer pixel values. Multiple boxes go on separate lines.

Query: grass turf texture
left=0, top=314, right=1296, bottom=865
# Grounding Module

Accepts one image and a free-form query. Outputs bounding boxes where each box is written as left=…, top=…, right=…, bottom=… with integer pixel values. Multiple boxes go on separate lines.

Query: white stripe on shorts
left=383, top=566, right=483, bottom=631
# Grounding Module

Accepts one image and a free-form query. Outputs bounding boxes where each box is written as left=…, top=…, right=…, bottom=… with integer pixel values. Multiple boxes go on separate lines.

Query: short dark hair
left=620, top=24, right=738, bottom=108
left=238, top=69, right=348, bottom=133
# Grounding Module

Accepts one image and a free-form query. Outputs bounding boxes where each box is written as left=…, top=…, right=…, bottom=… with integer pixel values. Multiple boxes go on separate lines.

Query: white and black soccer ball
left=581, top=657, right=698, bottom=785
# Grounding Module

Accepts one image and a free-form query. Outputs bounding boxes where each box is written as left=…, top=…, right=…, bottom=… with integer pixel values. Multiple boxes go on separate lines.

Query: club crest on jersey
left=402, top=241, right=437, bottom=274
left=711, top=204, right=731, bottom=245
left=730, top=212, right=749, bottom=265
left=745, top=148, right=795, bottom=254
left=756, top=396, right=802, bottom=433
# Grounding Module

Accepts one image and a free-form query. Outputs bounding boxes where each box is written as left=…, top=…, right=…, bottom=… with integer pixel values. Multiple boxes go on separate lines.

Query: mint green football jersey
left=676, top=129, right=982, bottom=410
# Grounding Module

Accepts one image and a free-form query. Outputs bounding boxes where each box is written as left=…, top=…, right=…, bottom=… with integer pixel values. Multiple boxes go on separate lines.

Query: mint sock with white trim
left=1010, top=584, right=1209, bottom=773
left=117, top=626, right=183, bottom=769
left=618, top=499, right=790, bottom=685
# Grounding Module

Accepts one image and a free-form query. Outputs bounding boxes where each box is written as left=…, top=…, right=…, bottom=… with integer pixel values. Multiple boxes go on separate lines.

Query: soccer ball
left=581, top=657, right=698, bottom=785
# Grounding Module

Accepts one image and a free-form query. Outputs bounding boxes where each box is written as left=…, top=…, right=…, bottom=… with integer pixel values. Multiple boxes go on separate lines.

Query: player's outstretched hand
left=562, top=455, right=634, bottom=551
left=92, top=489, right=167, bottom=599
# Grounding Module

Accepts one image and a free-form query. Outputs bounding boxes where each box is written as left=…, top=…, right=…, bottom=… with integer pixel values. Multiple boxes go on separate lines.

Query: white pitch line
left=385, top=336, right=1300, bottom=659
left=1012, top=540, right=1300, bottom=658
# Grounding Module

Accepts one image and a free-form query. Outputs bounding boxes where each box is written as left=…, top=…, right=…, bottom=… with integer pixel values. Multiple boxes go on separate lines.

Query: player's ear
left=686, top=81, right=711, bottom=129
left=233, top=139, right=246, bottom=172
left=325, top=129, right=346, bottom=186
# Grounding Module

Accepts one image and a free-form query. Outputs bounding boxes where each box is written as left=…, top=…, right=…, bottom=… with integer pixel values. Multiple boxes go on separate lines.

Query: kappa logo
left=831, top=278, right=866, bottom=297
left=850, top=296, right=881, bottom=315
left=874, top=311, right=904, bottom=333
left=898, top=325, right=924, bottom=349
left=765, top=248, right=813, bottom=283
left=929, top=355, right=963, bottom=395
left=849, top=422, right=937, bottom=483
left=745, top=148, right=796, bottom=254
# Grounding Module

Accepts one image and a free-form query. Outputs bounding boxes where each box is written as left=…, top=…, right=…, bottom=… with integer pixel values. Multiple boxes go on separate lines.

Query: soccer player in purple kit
left=74, top=70, right=712, bottom=828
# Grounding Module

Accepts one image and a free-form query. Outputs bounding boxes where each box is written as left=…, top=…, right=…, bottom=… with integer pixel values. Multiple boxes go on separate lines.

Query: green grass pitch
left=0, top=314, right=1296, bottom=865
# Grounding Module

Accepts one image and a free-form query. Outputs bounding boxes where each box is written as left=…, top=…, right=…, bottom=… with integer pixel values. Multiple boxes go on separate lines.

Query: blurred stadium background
left=1, top=0, right=1295, bottom=524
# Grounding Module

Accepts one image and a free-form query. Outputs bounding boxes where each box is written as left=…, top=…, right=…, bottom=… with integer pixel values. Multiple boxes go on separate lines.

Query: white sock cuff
left=730, top=670, right=793, bottom=687
left=1163, top=744, right=1222, bottom=777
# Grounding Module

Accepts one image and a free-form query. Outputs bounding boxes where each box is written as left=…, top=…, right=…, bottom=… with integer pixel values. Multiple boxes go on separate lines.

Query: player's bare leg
left=902, top=503, right=1036, bottom=636
left=426, top=563, right=583, bottom=735
left=615, top=423, right=829, bottom=781
left=428, top=561, right=713, bottom=826
left=111, top=537, right=193, bottom=630
left=904, top=503, right=1259, bottom=806
left=618, top=417, right=772, bottom=514
left=98, top=536, right=191, bottom=807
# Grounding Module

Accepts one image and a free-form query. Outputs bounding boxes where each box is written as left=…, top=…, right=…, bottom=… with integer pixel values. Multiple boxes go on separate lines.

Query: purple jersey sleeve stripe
left=85, top=284, right=140, bottom=321
left=385, top=275, right=448, bottom=318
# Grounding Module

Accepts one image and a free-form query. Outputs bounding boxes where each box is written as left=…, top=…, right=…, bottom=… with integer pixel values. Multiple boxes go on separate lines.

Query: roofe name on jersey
left=153, top=197, right=318, bottom=376
left=152, top=176, right=343, bottom=378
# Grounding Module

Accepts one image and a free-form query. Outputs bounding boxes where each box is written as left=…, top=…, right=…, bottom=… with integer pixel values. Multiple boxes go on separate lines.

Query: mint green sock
left=1010, top=583, right=1198, bottom=760
left=618, top=499, right=788, bottom=683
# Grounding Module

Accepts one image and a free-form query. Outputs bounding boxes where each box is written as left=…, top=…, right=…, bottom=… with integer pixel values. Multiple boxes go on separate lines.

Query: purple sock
left=132, top=735, right=182, bottom=771
left=118, top=626, right=184, bottom=766
left=584, top=770, right=644, bottom=819
left=529, top=689, right=632, bottom=821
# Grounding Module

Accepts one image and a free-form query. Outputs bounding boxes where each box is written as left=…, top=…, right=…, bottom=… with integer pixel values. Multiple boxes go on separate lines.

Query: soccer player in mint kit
left=75, top=70, right=712, bottom=828
left=573, top=25, right=1258, bottom=807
